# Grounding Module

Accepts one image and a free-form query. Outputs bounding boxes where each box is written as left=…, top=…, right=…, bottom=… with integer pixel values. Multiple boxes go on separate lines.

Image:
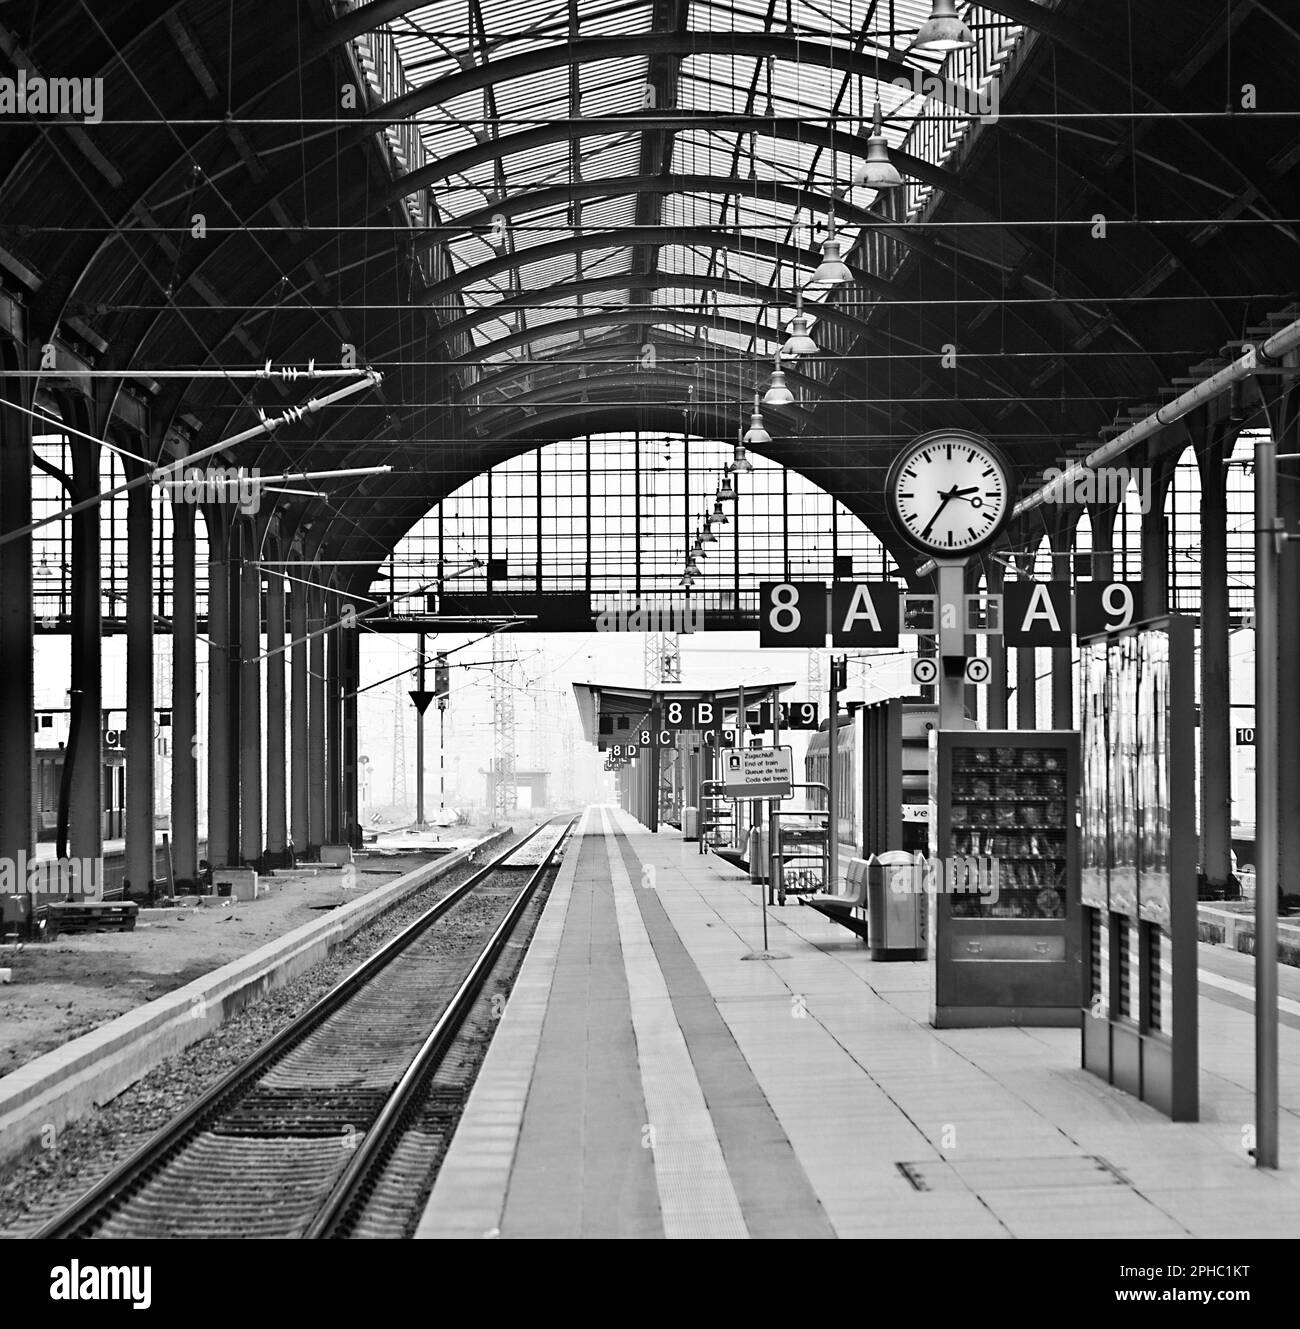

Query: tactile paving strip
left=600, top=807, right=748, bottom=1239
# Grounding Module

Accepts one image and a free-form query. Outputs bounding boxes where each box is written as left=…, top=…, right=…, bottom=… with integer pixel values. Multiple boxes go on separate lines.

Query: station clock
left=885, top=429, right=1014, bottom=556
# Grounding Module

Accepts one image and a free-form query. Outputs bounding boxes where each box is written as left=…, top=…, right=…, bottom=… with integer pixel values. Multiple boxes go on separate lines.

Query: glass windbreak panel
left=948, top=743, right=1068, bottom=920
left=1154, top=926, right=1174, bottom=1036
left=1108, top=637, right=1139, bottom=917
left=1080, top=641, right=1109, bottom=910
left=1127, top=916, right=1143, bottom=1026
left=1090, top=908, right=1110, bottom=1019
left=1138, top=631, right=1171, bottom=927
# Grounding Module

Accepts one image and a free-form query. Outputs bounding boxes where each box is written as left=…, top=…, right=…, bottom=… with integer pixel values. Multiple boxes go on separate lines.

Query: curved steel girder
left=10, top=0, right=1254, bottom=454
left=363, top=34, right=970, bottom=131
left=417, top=173, right=885, bottom=250
left=445, top=305, right=792, bottom=366
left=420, top=224, right=891, bottom=304
left=440, top=337, right=849, bottom=416
left=453, top=372, right=823, bottom=441
left=387, top=115, right=966, bottom=211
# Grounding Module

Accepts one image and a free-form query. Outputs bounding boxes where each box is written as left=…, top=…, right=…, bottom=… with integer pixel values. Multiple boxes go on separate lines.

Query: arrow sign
left=409, top=690, right=436, bottom=715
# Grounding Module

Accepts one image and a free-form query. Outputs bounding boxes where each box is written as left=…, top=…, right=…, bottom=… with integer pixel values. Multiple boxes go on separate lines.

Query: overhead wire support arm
left=1, top=363, right=375, bottom=380
left=0, top=371, right=384, bottom=548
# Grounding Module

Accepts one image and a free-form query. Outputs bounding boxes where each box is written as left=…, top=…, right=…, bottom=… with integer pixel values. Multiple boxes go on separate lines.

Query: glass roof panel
left=358, top=1, right=1018, bottom=375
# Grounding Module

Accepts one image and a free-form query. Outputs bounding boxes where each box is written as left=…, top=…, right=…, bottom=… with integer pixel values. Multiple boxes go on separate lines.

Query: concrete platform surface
left=417, top=806, right=1300, bottom=1240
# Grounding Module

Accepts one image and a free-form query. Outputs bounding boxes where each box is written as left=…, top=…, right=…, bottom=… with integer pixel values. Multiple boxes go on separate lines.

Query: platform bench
left=798, top=857, right=871, bottom=942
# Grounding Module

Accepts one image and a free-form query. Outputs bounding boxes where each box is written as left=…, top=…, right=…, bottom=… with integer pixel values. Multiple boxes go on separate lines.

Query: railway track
left=34, top=817, right=576, bottom=1240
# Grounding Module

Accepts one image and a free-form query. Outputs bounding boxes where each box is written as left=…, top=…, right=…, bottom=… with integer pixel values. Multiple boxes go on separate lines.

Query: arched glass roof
left=353, top=1, right=1022, bottom=371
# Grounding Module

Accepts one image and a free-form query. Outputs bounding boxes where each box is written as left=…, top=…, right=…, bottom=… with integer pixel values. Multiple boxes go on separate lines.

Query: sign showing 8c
left=639, top=728, right=674, bottom=746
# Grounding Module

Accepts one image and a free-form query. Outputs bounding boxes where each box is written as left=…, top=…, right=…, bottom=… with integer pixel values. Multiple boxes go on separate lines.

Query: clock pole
left=934, top=558, right=968, bottom=730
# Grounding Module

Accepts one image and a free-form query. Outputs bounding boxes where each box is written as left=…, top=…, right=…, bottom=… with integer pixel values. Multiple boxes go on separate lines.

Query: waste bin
left=682, top=806, right=700, bottom=841
left=748, top=825, right=768, bottom=882
left=866, top=851, right=926, bottom=961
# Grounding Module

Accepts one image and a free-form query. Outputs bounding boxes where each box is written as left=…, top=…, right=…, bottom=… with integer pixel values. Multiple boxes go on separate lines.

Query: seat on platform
left=799, top=857, right=872, bottom=940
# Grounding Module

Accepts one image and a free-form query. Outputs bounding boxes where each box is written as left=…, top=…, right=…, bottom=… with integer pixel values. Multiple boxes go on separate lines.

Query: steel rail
left=305, top=814, right=579, bottom=1238
left=32, top=821, right=558, bottom=1240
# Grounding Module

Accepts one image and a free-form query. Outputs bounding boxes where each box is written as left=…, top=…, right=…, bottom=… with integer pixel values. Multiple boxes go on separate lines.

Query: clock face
left=887, top=430, right=1012, bottom=555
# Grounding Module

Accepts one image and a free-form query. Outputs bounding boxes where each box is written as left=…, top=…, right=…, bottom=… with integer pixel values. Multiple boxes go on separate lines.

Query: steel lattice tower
left=806, top=647, right=823, bottom=702
left=492, top=633, right=517, bottom=819
left=391, top=681, right=409, bottom=809
left=645, top=633, right=682, bottom=685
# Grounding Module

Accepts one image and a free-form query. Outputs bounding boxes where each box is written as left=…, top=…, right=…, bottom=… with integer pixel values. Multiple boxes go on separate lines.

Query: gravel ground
left=0, top=832, right=520, bottom=1238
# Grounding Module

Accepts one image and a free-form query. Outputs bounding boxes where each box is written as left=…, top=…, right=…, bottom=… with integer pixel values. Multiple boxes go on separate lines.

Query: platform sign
left=691, top=700, right=718, bottom=730
left=758, top=581, right=827, bottom=647
left=1003, top=582, right=1072, bottom=646
left=1075, top=583, right=1144, bottom=638
left=635, top=723, right=674, bottom=746
left=720, top=745, right=794, bottom=798
left=831, top=582, right=900, bottom=647
left=746, top=701, right=820, bottom=732
left=662, top=698, right=695, bottom=730
left=703, top=726, right=738, bottom=749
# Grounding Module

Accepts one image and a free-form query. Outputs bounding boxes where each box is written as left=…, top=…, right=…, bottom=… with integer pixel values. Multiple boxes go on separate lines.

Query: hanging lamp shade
left=783, top=310, right=818, bottom=358
left=743, top=393, right=772, bottom=447
left=913, top=0, right=975, bottom=52
left=729, top=443, right=754, bottom=476
left=700, top=521, right=718, bottom=544
left=809, top=231, right=853, bottom=288
left=717, top=473, right=738, bottom=501
left=708, top=495, right=731, bottom=526
left=678, top=571, right=695, bottom=589
left=854, top=102, right=904, bottom=189
left=763, top=354, right=795, bottom=407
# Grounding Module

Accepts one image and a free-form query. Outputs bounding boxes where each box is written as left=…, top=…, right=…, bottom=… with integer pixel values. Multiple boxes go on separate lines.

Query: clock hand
left=920, top=490, right=957, bottom=541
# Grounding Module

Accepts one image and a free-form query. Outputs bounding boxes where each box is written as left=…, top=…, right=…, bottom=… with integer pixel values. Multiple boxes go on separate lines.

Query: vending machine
left=928, top=730, right=1083, bottom=1027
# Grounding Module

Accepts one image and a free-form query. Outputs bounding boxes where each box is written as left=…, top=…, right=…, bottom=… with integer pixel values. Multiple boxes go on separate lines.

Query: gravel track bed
left=343, top=859, right=558, bottom=1238
left=0, top=836, right=517, bottom=1238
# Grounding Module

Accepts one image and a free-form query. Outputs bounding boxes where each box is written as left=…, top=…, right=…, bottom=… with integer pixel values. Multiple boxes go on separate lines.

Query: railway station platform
left=417, top=806, right=1300, bottom=1240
